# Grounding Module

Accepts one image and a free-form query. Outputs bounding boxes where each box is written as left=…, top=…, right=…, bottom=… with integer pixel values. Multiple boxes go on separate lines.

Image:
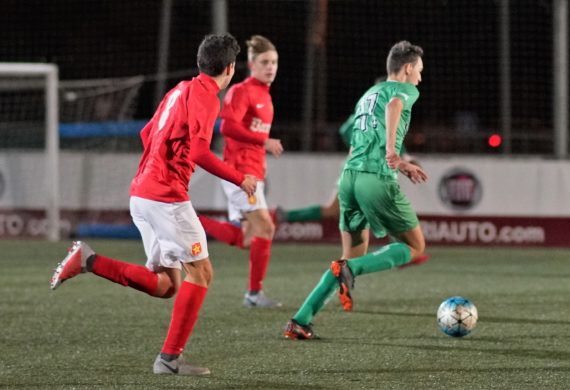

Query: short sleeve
left=393, top=83, right=420, bottom=110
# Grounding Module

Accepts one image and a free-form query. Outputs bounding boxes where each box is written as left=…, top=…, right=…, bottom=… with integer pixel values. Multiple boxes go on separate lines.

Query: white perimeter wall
left=0, top=151, right=569, bottom=217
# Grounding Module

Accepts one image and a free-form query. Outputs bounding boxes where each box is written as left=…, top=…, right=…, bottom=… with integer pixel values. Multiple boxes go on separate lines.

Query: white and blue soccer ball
left=437, top=296, right=478, bottom=337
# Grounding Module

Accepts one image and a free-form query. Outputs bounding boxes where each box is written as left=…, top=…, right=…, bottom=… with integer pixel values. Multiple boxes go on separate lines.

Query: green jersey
left=343, top=81, right=419, bottom=178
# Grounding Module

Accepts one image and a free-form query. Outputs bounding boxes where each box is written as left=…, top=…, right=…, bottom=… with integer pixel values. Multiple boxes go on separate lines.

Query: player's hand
left=399, top=161, right=428, bottom=184
left=265, top=138, right=284, bottom=157
left=386, top=147, right=400, bottom=169
left=240, top=174, right=258, bottom=197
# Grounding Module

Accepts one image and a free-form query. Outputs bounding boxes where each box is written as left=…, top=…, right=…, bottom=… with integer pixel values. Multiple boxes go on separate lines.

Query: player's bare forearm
left=385, top=98, right=403, bottom=169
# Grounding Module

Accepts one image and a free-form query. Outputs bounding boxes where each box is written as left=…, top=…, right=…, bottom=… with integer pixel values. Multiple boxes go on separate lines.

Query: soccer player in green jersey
left=284, top=41, right=428, bottom=340
left=280, top=111, right=421, bottom=224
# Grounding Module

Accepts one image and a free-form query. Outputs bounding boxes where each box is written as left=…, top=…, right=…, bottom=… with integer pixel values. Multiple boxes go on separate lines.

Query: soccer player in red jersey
left=49, top=34, right=257, bottom=376
left=198, top=35, right=283, bottom=308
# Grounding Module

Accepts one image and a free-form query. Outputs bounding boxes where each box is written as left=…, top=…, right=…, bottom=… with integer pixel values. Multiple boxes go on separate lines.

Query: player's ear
left=226, top=62, right=235, bottom=76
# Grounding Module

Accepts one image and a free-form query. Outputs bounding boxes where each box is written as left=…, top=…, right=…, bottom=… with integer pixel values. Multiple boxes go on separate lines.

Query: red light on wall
left=488, top=134, right=502, bottom=148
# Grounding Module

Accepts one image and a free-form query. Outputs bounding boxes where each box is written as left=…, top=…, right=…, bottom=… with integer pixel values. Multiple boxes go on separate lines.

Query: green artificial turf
left=1, top=240, right=569, bottom=389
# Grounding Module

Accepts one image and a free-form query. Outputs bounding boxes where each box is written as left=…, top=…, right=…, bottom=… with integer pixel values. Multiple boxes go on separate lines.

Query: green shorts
left=338, top=169, right=419, bottom=238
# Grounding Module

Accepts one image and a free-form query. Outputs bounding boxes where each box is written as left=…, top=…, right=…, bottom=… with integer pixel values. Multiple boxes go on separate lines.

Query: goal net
left=0, top=65, right=146, bottom=241
left=0, top=63, right=60, bottom=241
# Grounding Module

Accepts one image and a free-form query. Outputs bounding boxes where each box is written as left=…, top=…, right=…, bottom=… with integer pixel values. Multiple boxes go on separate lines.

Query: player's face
left=249, top=50, right=278, bottom=85
left=405, top=57, right=423, bottom=86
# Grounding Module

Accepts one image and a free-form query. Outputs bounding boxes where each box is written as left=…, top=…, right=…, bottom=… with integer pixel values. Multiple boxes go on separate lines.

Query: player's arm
left=385, top=97, right=404, bottom=169
left=190, top=99, right=256, bottom=196
left=220, top=119, right=267, bottom=145
left=189, top=137, right=256, bottom=196
left=220, top=86, right=265, bottom=145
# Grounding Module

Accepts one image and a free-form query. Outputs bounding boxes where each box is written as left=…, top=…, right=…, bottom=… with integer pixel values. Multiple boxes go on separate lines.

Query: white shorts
left=220, top=180, right=267, bottom=222
left=130, top=196, right=209, bottom=272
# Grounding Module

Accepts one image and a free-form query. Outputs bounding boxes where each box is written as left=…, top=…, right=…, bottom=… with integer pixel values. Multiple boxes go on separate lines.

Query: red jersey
left=220, top=76, right=274, bottom=179
left=130, top=74, right=221, bottom=202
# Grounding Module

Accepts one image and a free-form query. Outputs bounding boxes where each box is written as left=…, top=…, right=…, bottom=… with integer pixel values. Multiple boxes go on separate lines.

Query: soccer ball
left=437, top=296, right=478, bottom=337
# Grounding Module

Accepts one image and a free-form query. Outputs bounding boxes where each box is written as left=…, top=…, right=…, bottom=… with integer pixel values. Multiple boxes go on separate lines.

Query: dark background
left=0, top=0, right=558, bottom=153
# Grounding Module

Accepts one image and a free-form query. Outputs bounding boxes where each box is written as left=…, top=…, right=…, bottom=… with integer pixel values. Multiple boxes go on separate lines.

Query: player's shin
left=292, top=269, right=337, bottom=326
left=161, top=281, right=208, bottom=356
left=346, top=242, right=412, bottom=276
left=248, top=237, right=272, bottom=292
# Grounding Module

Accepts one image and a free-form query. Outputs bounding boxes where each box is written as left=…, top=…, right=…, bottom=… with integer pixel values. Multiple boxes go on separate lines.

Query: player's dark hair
left=386, top=41, right=423, bottom=75
left=246, top=35, right=277, bottom=62
left=197, top=33, right=241, bottom=76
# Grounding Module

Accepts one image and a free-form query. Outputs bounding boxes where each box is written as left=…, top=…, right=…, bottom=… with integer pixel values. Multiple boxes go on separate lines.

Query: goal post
left=0, top=63, right=60, bottom=241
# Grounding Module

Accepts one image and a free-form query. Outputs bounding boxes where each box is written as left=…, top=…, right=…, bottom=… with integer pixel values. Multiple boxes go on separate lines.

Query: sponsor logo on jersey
left=256, top=103, right=265, bottom=109
left=191, top=242, right=202, bottom=256
left=249, top=117, right=271, bottom=133
left=248, top=195, right=257, bottom=205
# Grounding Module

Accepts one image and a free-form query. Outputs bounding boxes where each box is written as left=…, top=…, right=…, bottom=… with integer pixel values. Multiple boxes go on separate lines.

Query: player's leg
left=242, top=207, right=281, bottom=308
left=90, top=196, right=184, bottom=297
left=240, top=219, right=254, bottom=248
left=153, top=199, right=212, bottom=376
left=154, top=258, right=212, bottom=376
left=284, top=171, right=363, bottom=337
left=198, top=214, right=245, bottom=248
left=283, top=189, right=340, bottom=222
left=50, top=198, right=178, bottom=297
left=338, top=174, right=423, bottom=285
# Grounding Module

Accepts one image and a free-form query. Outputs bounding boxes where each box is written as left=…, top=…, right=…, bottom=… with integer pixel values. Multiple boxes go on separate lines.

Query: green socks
left=292, top=269, right=337, bottom=326
left=347, top=242, right=411, bottom=276
left=286, top=205, right=322, bottom=222
left=291, top=243, right=412, bottom=326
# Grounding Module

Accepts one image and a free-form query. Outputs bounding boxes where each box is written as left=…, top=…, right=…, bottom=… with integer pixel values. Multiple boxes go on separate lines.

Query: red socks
left=249, top=237, right=272, bottom=292
left=91, top=254, right=158, bottom=296
left=161, top=281, right=208, bottom=355
left=199, top=215, right=244, bottom=248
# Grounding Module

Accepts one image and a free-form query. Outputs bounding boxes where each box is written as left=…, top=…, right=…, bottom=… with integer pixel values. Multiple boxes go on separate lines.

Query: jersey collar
left=197, top=73, right=221, bottom=94
left=246, top=76, right=271, bottom=90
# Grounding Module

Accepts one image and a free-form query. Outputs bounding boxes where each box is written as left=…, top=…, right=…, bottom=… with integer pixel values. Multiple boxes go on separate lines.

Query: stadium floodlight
left=0, top=63, right=60, bottom=241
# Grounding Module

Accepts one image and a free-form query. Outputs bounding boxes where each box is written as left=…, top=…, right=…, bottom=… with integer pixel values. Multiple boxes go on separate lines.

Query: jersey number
left=356, top=92, right=379, bottom=131
left=158, top=89, right=182, bottom=130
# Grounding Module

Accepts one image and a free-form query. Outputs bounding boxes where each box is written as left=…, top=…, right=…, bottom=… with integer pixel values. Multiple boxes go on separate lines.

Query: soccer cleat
left=50, top=241, right=95, bottom=290
left=153, top=354, right=210, bottom=376
left=398, top=253, right=430, bottom=270
left=283, top=319, right=318, bottom=340
left=243, top=290, right=282, bottom=308
left=330, top=259, right=355, bottom=312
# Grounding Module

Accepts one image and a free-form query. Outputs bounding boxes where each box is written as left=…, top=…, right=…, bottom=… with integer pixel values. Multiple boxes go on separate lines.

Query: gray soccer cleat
left=153, top=354, right=210, bottom=376
left=243, top=290, right=282, bottom=308
left=50, top=241, right=95, bottom=290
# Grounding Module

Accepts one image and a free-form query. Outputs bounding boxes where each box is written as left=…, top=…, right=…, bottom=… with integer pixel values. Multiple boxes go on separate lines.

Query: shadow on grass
left=320, top=339, right=570, bottom=363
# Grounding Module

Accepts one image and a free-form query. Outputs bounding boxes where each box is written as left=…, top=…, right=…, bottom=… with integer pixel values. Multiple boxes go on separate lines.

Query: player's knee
left=196, top=261, right=214, bottom=286
left=257, top=219, right=275, bottom=239
left=154, top=272, right=179, bottom=298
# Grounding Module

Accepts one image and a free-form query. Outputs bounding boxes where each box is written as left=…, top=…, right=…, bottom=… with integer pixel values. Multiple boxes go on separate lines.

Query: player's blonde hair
left=246, top=35, right=276, bottom=62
